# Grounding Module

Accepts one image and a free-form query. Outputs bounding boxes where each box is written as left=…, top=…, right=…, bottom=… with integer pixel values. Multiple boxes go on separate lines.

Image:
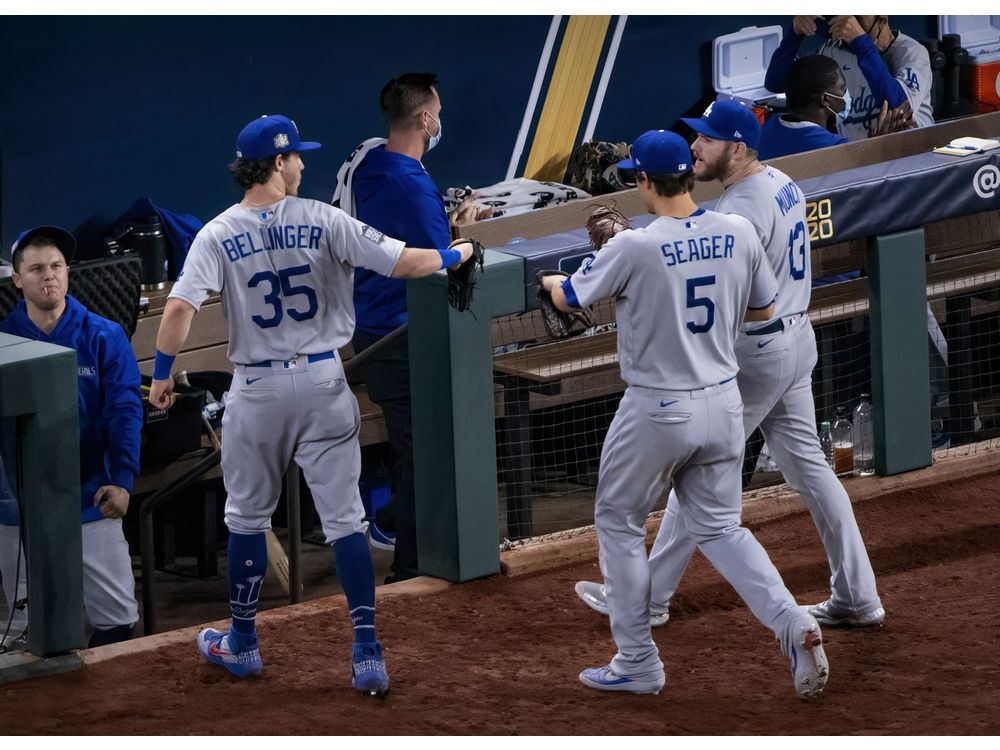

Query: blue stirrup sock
left=228, top=531, right=267, bottom=641
left=332, top=532, right=377, bottom=644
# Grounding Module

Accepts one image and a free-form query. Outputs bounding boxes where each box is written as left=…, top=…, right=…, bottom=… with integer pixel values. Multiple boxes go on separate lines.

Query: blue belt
left=747, top=318, right=784, bottom=336
left=243, top=351, right=336, bottom=368
left=747, top=312, right=805, bottom=336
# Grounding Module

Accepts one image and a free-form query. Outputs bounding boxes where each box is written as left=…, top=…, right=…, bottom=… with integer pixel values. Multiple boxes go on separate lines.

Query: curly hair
left=228, top=156, right=277, bottom=190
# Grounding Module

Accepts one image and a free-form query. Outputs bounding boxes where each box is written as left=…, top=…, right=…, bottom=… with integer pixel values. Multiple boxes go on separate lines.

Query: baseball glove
left=535, top=270, right=596, bottom=340
left=585, top=202, right=630, bottom=251
left=447, top=238, right=485, bottom=313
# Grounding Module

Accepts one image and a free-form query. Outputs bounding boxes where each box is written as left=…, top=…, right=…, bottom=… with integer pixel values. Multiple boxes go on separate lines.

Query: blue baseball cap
left=8, top=225, right=77, bottom=266
left=616, top=130, right=692, bottom=175
left=235, top=114, right=322, bottom=160
left=681, top=99, right=761, bottom=149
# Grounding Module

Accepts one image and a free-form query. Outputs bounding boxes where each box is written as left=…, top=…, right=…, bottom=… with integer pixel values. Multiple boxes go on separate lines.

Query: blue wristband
left=437, top=248, right=462, bottom=269
left=152, top=349, right=176, bottom=380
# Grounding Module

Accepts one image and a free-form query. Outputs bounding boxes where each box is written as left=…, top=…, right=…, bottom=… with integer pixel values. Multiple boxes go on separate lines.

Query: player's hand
left=449, top=192, right=494, bottom=227
left=148, top=376, right=176, bottom=410
left=829, top=15, right=865, bottom=45
left=870, top=99, right=916, bottom=137
left=95, top=485, right=130, bottom=519
left=447, top=239, right=475, bottom=268
left=792, top=15, right=819, bottom=36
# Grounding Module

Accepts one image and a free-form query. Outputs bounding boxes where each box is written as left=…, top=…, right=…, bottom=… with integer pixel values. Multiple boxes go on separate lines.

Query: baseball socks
left=333, top=532, right=378, bottom=644
left=226, top=531, right=267, bottom=648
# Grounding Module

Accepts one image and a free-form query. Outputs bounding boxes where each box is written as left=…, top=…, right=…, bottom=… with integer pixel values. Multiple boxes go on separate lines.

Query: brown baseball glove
left=535, top=270, right=596, bottom=340
left=585, top=202, right=630, bottom=251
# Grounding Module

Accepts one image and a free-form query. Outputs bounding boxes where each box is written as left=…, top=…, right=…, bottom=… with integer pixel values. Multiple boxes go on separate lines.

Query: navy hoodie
left=0, top=295, right=142, bottom=523
left=352, top=145, right=451, bottom=335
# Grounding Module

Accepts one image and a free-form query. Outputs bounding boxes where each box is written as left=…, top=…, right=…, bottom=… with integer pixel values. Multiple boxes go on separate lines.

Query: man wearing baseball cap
left=545, top=128, right=829, bottom=699
left=1, top=225, right=143, bottom=649
left=148, top=112, right=473, bottom=692
left=681, top=98, right=763, bottom=183
left=576, top=96, right=885, bottom=667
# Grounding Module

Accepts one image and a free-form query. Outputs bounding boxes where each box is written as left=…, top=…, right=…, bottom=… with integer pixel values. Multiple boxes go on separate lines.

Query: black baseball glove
left=447, top=238, right=485, bottom=313
left=535, top=270, right=596, bottom=340
left=586, top=202, right=630, bottom=250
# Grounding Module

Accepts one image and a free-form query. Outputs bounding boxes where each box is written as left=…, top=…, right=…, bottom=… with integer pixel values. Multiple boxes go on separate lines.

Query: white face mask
left=825, top=90, right=853, bottom=123
left=425, top=112, right=442, bottom=152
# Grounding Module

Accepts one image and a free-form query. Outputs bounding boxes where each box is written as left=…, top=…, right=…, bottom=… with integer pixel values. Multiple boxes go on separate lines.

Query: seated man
left=758, top=55, right=850, bottom=160
left=764, top=15, right=932, bottom=140
left=0, top=226, right=142, bottom=648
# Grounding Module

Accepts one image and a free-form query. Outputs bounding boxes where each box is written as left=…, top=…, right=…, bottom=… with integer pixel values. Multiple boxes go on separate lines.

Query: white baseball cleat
left=808, top=598, right=886, bottom=628
left=575, top=580, right=670, bottom=627
left=579, top=664, right=665, bottom=695
left=783, top=612, right=830, bottom=700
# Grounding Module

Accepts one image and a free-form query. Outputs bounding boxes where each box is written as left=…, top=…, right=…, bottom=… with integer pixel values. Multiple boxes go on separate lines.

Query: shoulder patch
left=361, top=225, right=384, bottom=243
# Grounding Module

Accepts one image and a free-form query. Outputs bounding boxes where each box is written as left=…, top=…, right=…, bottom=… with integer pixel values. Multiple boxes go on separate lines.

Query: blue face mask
left=425, top=112, right=442, bottom=152
left=825, top=90, right=853, bottom=123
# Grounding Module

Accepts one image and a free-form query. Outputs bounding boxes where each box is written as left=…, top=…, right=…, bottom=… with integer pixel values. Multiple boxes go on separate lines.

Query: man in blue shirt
left=0, top=226, right=142, bottom=647
left=758, top=54, right=850, bottom=160
left=348, top=72, right=489, bottom=582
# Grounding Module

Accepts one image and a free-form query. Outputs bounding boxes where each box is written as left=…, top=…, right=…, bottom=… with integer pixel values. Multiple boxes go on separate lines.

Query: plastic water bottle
left=819, top=421, right=835, bottom=471
left=852, top=393, right=875, bottom=476
left=831, top=407, right=853, bottom=475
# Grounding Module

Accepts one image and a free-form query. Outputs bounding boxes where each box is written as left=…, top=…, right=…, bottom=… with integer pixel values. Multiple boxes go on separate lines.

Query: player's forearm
left=155, top=298, right=198, bottom=356
left=744, top=302, right=776, bottom=322
left=391, top=243, right=472, bottom=279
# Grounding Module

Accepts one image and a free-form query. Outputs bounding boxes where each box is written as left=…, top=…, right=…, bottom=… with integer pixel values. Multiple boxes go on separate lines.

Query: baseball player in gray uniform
left=576, top=100, right=884, bottom=632
left=543, top=129, right=829, bottom=700
left=148, top=114, right=472, bottom=694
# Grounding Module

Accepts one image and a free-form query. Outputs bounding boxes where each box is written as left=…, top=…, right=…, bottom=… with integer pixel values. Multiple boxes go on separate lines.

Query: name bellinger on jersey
left=221, top=222, right=324, bottom=262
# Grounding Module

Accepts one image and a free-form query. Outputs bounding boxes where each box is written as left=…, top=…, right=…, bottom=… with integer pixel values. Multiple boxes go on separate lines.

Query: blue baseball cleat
left=352, top=641, right=390, bottom=696
left=368, top=523, right=396, bottom=552
left=197, top=627, right=262, bottom=677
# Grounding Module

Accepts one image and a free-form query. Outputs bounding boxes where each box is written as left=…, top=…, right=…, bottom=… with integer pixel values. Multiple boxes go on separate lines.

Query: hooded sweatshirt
left=0, top=295, right=142, bottom=523
left=351, top=145, right=451, bottom=336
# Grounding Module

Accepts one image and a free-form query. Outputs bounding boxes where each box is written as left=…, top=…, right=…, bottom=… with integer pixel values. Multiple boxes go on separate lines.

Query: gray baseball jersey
left=645, top=165, right=882, bottom=619
left=171, top=196, right=403, bottom=365
left=716, top=166, right=811, bottom=324
left=171, top=196, right=405, bottom=543
left=824, top=31, right=933, bottom=140
left=569, top=209, right=778, bottom=389
left=575, top=208, right=818, bottom=683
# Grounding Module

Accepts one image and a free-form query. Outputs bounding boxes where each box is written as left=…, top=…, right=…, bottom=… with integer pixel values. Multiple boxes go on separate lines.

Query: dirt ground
left=1, top=469, right=998, bottom=736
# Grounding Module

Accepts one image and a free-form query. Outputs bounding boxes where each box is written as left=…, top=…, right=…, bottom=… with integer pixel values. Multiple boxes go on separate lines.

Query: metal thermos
left=129, top=215, right=169, bottom=290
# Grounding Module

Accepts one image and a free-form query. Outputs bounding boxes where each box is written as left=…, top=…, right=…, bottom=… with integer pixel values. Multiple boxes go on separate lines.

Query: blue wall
left=0, top=15, right=935, bottom=256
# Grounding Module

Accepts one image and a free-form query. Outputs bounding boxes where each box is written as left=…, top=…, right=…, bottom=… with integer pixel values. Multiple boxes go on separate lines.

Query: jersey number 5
left=686, top=275, right=716, bottom=334
left=248, top=264, right=319, bottom=329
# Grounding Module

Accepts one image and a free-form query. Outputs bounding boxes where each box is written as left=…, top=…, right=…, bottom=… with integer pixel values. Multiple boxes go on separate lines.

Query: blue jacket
left=757, top=115, right=848, bottom=160
left=352, top=145, right=452, bottom=335
left=0, top=295, right=143, bottom=523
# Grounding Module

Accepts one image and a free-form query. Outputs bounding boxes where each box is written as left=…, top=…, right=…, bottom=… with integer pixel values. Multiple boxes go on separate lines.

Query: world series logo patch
left=361, top=225, right=384, bottom=243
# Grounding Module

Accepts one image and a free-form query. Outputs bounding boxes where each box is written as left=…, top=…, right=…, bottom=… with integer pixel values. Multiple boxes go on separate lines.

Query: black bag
left=140, top=376, right=207, bottom=466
